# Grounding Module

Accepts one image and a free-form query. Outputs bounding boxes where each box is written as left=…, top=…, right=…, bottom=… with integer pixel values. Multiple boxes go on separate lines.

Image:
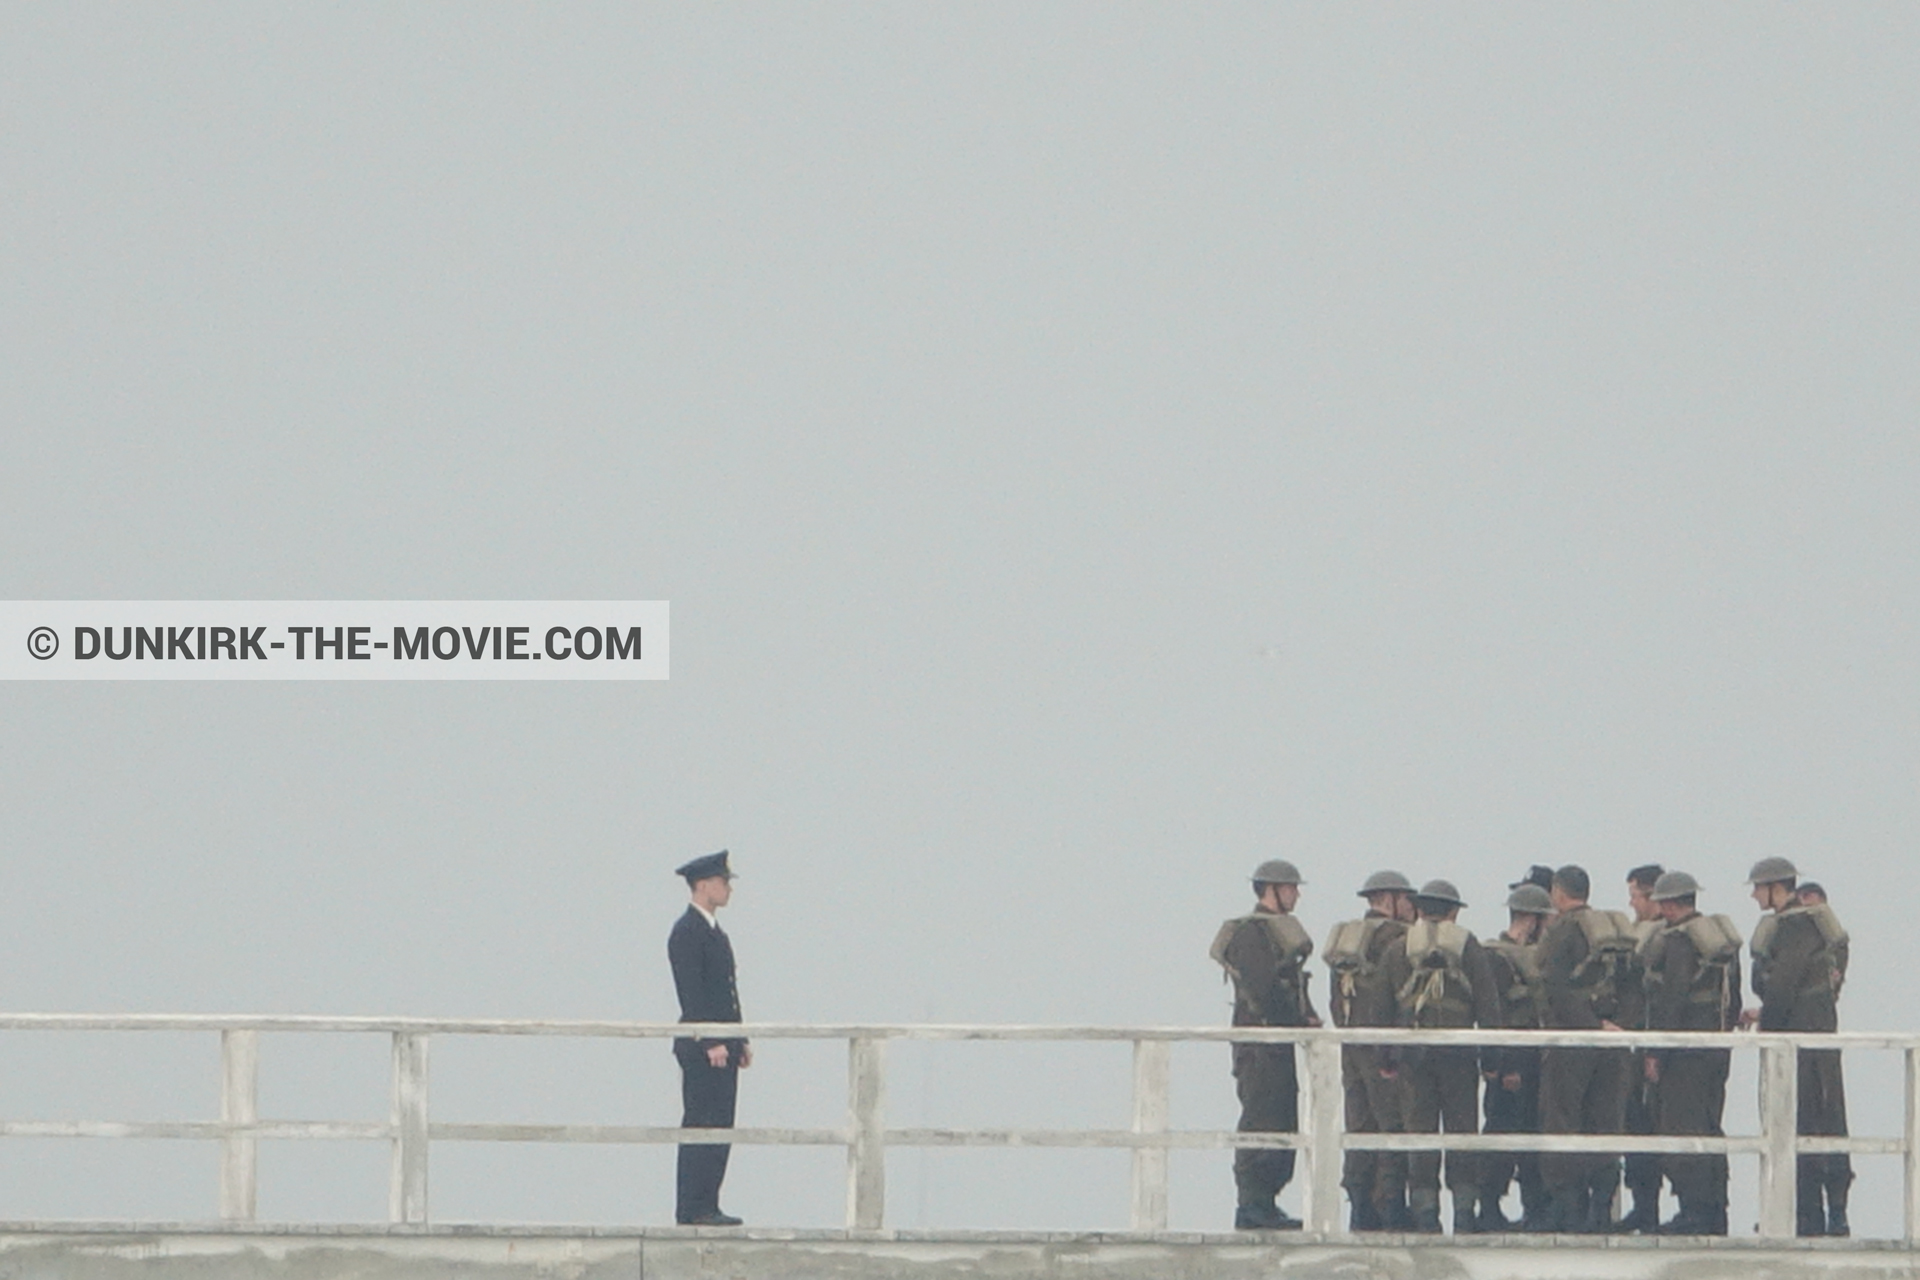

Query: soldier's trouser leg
left=1234, top=1043, right=1299, bottom=1206
left=1583, top=1048, right=1634, bottom=1215
left=1539, top=1047, right=1599, bottom=1208
left=1622, top=1070, right=1661, bottom=1226
left=1404, top=1052, right=1443, bottom=1199
left=1798, top=1046, right=1852, bottom=1234
left=1435, top=1049, right=1481, bottom=1200
left=1342, top=1046, right=1407, bottom=1216
left=1654, top=1049, right=1729, bottom=1227
left=1341, top=1047, right=1377, bottom=1206
left=1361, top=1060, right=1411, bottom=1217
left=1481, top=1076, right=1522, bottom=1210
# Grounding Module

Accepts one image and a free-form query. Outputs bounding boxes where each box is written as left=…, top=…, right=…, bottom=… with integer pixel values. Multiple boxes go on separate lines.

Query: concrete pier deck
left=1, top=1224, right=1916, bottom=1280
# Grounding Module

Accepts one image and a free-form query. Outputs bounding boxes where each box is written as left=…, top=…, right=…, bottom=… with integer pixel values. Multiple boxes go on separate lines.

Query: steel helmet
left=1251, top=859, right=1304, bottom=887
left=1413, top=878, right=1466, bottom=908
left=1357, top=869, right=1413, bottom=897
left=1746, top=856, right=1799, bottom=886
left=1505, top=884, right=1553, bottom=915
left=1651, top=870, right=1701, bottom=901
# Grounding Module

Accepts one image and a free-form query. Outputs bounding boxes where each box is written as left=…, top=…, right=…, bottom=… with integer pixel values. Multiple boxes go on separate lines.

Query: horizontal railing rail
left=0, top=1015, right=1907, bottom=1241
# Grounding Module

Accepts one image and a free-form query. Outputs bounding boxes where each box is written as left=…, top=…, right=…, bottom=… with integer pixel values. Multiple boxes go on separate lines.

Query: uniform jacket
left=1752, top=908, right=1841, bottom=1033
left=1644, top=911, right=1744, bottom=1036
left=1328, top=911, right=1410, bottom=1029
left=1221, top=905, right=1319, bottom=1029
left=669, top=906, right=747, bottom=1061
left=1539, top=903, right=1645, bottom=1031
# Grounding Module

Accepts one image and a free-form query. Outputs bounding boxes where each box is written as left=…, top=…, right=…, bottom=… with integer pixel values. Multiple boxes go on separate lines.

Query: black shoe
left=1581, top=1197, right=1616, bottom=1235
left=1348, top=1201, right=1382, bottom=1232
left=1410, top=1198, right=1443, bottom=1235
left=1657, top=1211, right=1712, bottom=1236
left=1453, top=1202, right=1484, bottom=1235
left=1380, top=1201, right=1416, bottom=1232
left=1827, top=1206, right=1850, bottom=1238
left=1614, top=1203, right=1658, bottom=1235
left=1235, top=1203, right=1285, bottom=1231
left=679, top=1211, right=742, bottom=1227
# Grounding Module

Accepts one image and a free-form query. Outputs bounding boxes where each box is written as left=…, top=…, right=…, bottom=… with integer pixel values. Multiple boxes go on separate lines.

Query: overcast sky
left=2, top=2, right=1915, bottom=1237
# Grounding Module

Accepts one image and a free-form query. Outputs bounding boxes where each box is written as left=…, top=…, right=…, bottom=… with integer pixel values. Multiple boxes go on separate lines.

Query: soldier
left=1382, top=880, right=1501, bottom=1234
left=1618, top=863, right=1666, bottom=1234
left=1211, top=859, right=1318, bottom=1230
left=1324, top=871, right=1416, bottom=1231
left=1536, top=865, right=1641, bottom=1233
left=1741, top=857, right=1853, bottom=1236
left=1480, top=883, right=1554, bottom=1232
left=1639, top=871, right=1742, bottom=1235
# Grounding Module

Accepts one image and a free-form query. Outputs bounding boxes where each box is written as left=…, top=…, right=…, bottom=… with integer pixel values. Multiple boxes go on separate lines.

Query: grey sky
left=1, top=3, right=1915, bottom=1234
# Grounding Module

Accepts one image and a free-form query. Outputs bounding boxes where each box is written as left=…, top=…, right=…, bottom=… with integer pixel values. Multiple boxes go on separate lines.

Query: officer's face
left=1628, top=881, right=1657, bottom=922
left=694, top=875, right=733, bottom=909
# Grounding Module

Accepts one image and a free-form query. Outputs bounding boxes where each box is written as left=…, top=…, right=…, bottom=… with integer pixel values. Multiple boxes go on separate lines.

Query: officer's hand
left=1378, top=1067, right=1398, bottom=1080
left=1600, top=1019, right=1623, bottom=1033
left=1738, top=1007, right=1760, bottom=1029
left=1644, top=1056, right=1660, bottom=1084
left=1502, top=1072, right=1522, bottom=1091
left=1305, top=1015, right=1323, bottom=1028
left=739, top=1046, right=754, bottom=1068
left=706, top=1044, right=730, bottom=1068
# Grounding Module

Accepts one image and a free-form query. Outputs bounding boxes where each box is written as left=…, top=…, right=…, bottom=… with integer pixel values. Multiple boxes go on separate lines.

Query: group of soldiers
left=1211, top=857, right=1851, bottom=1237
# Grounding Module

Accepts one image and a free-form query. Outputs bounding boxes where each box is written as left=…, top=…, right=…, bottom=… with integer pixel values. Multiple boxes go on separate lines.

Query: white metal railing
left=0, top=1014, right=1905, bottom=1240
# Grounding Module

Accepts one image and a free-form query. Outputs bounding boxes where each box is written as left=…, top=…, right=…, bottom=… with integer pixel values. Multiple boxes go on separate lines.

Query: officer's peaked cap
left=676, top=850, right=735, bottom=883
left=1358, top=870, right=1413, bottom=897
left=1505, top=884, right=1553, bottom=914
left=1651, top=870, right=1701, bottom=901
left=1414, top=878, right=1465, bottom=908
left=1746, top=856, right=1799, bottom=886
left=1252, top=859, right=1303, bottom=886
left=1509, top=864, right=1555, bottom=892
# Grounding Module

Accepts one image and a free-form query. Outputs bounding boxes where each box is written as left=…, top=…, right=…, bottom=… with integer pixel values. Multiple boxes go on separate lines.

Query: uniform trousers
left=1402, top=1046, right=1481, bottom=1197
left=1539, top=1046, right=1633, bottom=1202
left=1623, top=1070, right=1661, bottom=1214
left=1233, top=1042, right=1298, bottom=1204
left=675, top=1052, right=739, bottom=1222
left=1341, top=1045, right=1409, bottom=1210
left=1796, top=1046, right=1853, bottom=1222
left=1653, top=1049, right=1729, bottom=1215
left=1482, top=1051, right=1546, bottom=1217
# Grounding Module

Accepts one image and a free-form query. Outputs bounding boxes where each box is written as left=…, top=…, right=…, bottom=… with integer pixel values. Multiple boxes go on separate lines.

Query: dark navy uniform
left=668, top=853, right=747, bottom=1224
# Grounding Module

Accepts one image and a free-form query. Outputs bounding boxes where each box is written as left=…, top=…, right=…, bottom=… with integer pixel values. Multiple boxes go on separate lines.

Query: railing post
left=1129, top=1039, right=1171, bottom=1231
left=218, top=1029, right=258, bottom=1221
left=1757, top=1038, right=1799, bottom=1240
left=846, top=1035, right=887, bottom=1231
left=1906, top=1047, right=1920, bottom=1243
left=1302, top=1035, right=1343, bottom=1236
left=388, top=1032, right=430, bottom=1224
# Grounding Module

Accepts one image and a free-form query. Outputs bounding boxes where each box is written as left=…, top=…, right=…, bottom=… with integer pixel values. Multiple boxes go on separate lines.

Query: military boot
left=1234, top=1201, right=1285, bottom=1231
left=1408, top=1190, right=1443, bottom=1234
left=1452, top=1189, right=1483, bottom=1235
left=1477, top=1195, right=1515, bottom=1233
left=1614, top=1194, right=1659, bottom=1235
left=1347, top=1199, right=1381, bottom=1232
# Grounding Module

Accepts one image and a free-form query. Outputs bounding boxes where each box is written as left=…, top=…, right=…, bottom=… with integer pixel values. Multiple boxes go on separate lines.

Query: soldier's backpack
left=1482, top=936, right=1543, bottom=1026
left=1568, top=908, right=1640, bottom=1020
left=1210, top=911, right=1313, bottom=1018
left=1646, top=913, right=1743, bottom=1023
left=1322, top=916, right=1392, bottom=1027
left=1751, top=903, right=1849, bottom=1000
left=1396, top=919, right=1475, bottom=1025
